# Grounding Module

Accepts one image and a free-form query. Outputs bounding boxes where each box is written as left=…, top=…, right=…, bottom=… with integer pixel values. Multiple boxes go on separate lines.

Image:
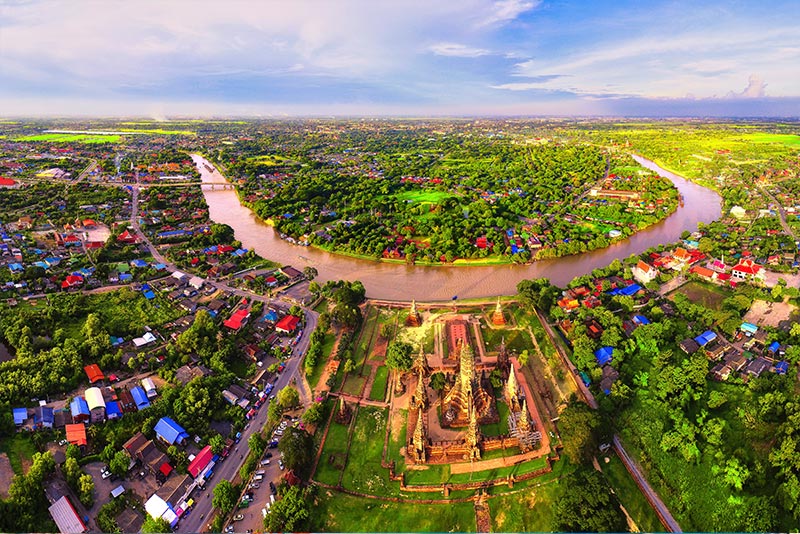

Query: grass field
left=309, top=492, right=476, bottom=532
left=117, top=128, right=195, bottom=135
left=0, top=433, right=37, bottom=475
left=245, top=154, right=291, bottom=165
left=340, top=407, right=396, bottom=496
left=14, top=133, right=122, bottom=143
left=744, top=133, right=800, bottom=147
left=394, top=190, right=453, bottom=204
left=369, top=366, right=389, bottom=401
left=668, top=281, right=730, bottom=311
left=488, top=482, right=561, bottom=532
left=600, top=453, right=664, bottom=533
left=314, top=418, right=351, bottom=486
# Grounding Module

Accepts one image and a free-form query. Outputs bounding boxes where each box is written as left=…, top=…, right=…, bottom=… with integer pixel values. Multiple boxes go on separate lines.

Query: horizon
left=1, top=0, right=799, bottom=117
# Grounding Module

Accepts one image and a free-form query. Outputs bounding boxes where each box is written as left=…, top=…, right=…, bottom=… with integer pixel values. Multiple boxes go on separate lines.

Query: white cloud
left=726, top=75, right=766, bottom=99
left=478, top=0, right=540, bottom=27
left=429, top=42, right=490, bottom=57
left=510, top=26, right=800, bottom=99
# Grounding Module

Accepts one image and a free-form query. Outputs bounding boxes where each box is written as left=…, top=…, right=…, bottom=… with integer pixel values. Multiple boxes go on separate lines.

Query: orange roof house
left=84, top=364, right=105, bottom=383
left=66, top=423, right=88, bottom=447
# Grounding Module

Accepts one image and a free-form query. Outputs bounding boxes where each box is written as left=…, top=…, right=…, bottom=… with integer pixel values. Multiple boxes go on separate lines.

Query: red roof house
left=61, top=275, right=84, bottom=289
left=223, top=308, right=250, bottom=330
left=187, top=445, right=213, bottom=478
left=275, top=314, right=301, bottom=334
left=84, top=364, right=105, bottom=383
left=117, top=230, right=138, bottom=244
left=65, top=423, right=88, bottom=447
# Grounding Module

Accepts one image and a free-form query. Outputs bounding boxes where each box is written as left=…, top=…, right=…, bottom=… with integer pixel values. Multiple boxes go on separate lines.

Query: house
left=49, top=495, right=87, bottom=534
left=141, top=377, right=158, bottom=398
left=130, top=386, right=151, bottom=409
left=222, top=390, right=239, bottom=405
left=275, top=314, right=301, bottom=334
left=774, top=361, right=789, bottom=375
left=724, top=351, right=747, bottom=372
left=600, top=366, right=620, bottom=395
left=710, top=362, right=731, bottom=381
left=745, top=357, right=771, bottom=377
left=84, top=364, right=104, bottom=383
left=85, top=387, right=106, bottom=423
left=61, top=274, right=84, bottom=289
left=33, top=406, right=54, bottom=429
left=694, top=330, right=717, bottom=347
left=223, top=308, right=250, bottom=330
left=13, top=407, right=28, bottom=426
left=118, top=389, right=137, bottom=413
left=116, top=230, right=138, bottom=244
left=123, top=432, right=149, bottom=458
left=632, top=260, right=658, bottom=284
left=175, top=365, right=205, bottom=386
left=280, top=266, right=303, bottom=281
left=187, top=445, right=213, bottom=478
left=585, top=318, right=603, bottom=340
left=672, top=247, right=692, bottom=265
left=188, top=276, right=204, bottom=290
left=65, top=423, right=88, bottom=447
left=70, top=397, right=90, bottom=423
left=106, top=401, right=122, bottom=420
left=594, top=346, right=614, bottom=366
left=731, top=259, right=766, bottom=283
left=154, top=417, right=189, bottom=446
left=689, top=265, right=715, bottom=281
left=740, top=322, right=758, bottom=336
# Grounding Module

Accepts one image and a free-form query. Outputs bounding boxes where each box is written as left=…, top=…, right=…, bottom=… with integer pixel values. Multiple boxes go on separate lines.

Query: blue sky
left=1, top=0, right=798, bottom=117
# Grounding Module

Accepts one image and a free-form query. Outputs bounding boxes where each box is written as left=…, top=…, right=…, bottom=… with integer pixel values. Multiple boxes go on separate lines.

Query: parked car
left=260, top=459, right=271, bottom=466
left=233, top=514, right=244, bottom=521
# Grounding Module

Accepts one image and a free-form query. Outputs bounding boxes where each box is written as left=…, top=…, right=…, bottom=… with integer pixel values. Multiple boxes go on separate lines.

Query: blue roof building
left=70, top=397, right=90, bottom=423
left=632, top=315, right=650, bottom=326
left=13, top=408, right=27, bottom=426
left=130, top=386, right=151, bottom=409
left=106, top=401, right=122, bottom=420
left=33, top=406, right=54, bottom=428
left=594, top=346, right=614, bottom=366
left=774, top=361, right=789, bottom=375
left=130, top=259, right=148, bottom=268
left=768, top=341, right=781, bottom=353
left=154, top=417, right=189, bottom=446
left=693, top=330, right=717, bottom=347
left=740, top=322, right=758, bottom=335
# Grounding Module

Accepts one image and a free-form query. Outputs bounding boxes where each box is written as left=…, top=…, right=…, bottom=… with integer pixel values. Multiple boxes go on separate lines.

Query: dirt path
left=315, top=330, right=344, bottom=395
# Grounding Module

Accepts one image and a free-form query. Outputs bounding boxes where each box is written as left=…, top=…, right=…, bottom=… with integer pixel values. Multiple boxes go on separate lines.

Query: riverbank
left=195, top=154, right=721, bottom=300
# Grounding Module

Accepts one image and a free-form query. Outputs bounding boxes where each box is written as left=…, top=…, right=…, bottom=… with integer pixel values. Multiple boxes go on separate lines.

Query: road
left=760, top=186, right=796, bottom=239
left=127, top=161, right=318, bottom=533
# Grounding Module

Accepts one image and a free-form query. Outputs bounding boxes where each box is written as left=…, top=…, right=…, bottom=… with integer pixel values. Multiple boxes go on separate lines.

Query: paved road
left=129, top=161, right=318, bottom=533
left=760, top=186, right=796, bottom=239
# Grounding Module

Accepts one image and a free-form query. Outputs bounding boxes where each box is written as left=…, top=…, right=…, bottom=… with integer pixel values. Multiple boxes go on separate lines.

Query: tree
left=142, top=515, right=172, bottom=533
left=552, top=468, right=627, bottom=532
left=278, top=427, right=314, bottom=476
left=429, top=372, right=446, bottom=392
left=209, top=434, right=226, bottom=455
left=303, top=266, right=318, bottom=281
left=63, top=457, right=81, bottom=488
left=212, top=480, right=238, bottom=514
left=343, top=358, right=356, bottom=374
left=277, top=386, right=300, bottom=409
left=385, top=341, right=414, bottom=372
left=558, top=401, right=599, bottom=464
left=78, top=473, right=94, bottom=507
left=264, top=485, right=311, bottom=532
left=109, top=449, right=130, bottom=478
left=301, top=402, right=324, bottom=426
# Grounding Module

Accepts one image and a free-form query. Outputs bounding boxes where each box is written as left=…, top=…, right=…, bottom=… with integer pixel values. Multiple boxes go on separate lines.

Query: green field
left=14, top=133, right=122, bottom=143
left=489, top=482, right=561, bottom=532
left=309, top=492, right=476, bottom=532
left=369, top=366, right=389, bottom=401
left=0, top=433, right=37, bottom=475
left=744, top=133, right=800, bottom=147
left=314, top=418, right=351, bottom=486
left=394, top=190, right=454, bottom=204
left=668, top=281, right=730, bottom=311
left=340, top=407, right=395, bottom=496
left=118, top=128, right=195, bottom=135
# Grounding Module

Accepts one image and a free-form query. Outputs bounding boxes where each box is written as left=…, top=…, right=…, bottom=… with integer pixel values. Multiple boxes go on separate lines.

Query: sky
left=1, top=0, right=799, bottom=117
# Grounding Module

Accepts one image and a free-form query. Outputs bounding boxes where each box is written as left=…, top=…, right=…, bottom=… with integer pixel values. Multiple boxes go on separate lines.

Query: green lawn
left=394, top=190, right=454, bottom=204
left=15, top=133, right=123, bottom=143
left=340, top=407, right=396, bottom=496
left=314, top=419, right=351, bottom=486
left=668, top=280, right=731, bottom=311
left=369, top=366, right=389, bottom=401
left=600, top=454, right=664, bottom=533
left=0, top=433, right=37, bottom=475
left=489, top=481, right=561, bottom=532
left=309, top=492, right=476, bottom=532
left=341, top=371, right=368, bottom=396
left=744, top=133, right=800, bottom=147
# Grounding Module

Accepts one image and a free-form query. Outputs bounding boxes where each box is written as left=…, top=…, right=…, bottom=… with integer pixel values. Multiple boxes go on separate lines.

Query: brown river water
left=194, top=154, right=721, bottom=300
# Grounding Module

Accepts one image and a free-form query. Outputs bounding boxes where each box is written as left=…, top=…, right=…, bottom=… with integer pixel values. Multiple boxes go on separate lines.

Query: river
left=194, top=154, right=721, bottom=300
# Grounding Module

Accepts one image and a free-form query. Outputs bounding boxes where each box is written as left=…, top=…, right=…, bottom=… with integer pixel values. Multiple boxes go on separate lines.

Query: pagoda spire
left=413, top=368, right=427, bottom=409
left=492, top=297, right=506, bottom=325
left=506, top=364, right=520, bottom=412
left=518, top=398, right=531, bottom=434
left=465, top=396, right=482, bottom=460
left=406, top=299, right=422, bottom=327
left=412, top=343, right=430, bottom=376
left=412, top=409, right=427, bottom=462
